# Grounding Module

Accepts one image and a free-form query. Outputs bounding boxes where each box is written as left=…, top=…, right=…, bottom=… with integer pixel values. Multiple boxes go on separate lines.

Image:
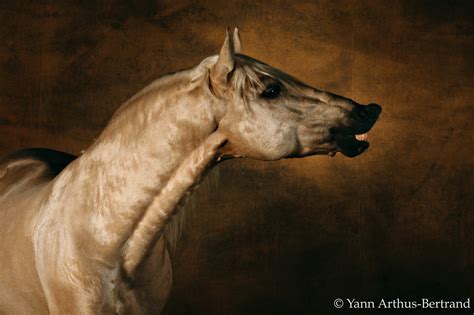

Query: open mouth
left=332, top=103, right=382, bottom=158
left=355, top=133, right=368, bottom=141
left=334, top=133, right=370, bottom=157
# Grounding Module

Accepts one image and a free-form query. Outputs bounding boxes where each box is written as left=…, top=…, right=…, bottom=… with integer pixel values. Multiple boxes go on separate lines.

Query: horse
left=0, top=28, right=381, bottom=314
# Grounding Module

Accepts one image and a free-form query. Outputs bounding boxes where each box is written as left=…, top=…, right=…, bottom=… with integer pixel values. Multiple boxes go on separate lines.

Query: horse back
left=0, top=148, right=76, bottom=197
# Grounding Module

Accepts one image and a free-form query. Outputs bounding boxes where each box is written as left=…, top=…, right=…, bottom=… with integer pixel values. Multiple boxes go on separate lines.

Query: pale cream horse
left=0, top=28, right=381, bottom=314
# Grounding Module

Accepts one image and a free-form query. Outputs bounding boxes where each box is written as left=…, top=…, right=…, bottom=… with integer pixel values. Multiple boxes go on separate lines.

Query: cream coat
left=0, top=29, right=381, bottom=314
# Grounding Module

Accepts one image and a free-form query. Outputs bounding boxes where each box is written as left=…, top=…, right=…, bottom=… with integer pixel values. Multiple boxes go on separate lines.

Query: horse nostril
left=359, top=109, right=369, bottom=120
left=367, top=103, right=382, bottom=115
left=355, top=105, right=370, bottom=120
left=354, top=104, right=382, bottom=121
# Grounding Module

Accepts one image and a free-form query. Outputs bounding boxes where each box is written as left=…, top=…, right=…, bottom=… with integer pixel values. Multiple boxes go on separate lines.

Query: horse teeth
left=355, top=133, right=368, bottom=141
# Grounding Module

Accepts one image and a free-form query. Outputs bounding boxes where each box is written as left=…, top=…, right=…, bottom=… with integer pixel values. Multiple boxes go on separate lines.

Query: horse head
left=206, top=28, right=381, bottom=161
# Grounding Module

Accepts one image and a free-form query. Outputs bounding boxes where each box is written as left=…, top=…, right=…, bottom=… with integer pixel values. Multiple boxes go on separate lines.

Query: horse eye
left=261, top=84, right=281, bottom=99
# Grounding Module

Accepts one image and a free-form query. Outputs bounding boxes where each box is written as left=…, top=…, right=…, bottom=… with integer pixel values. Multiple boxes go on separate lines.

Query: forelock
left=232, top=54, right=302, bottom=97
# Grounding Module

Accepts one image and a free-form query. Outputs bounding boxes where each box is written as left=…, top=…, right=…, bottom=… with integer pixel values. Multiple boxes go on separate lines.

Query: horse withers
left=0, top=28, right=381, bottom=314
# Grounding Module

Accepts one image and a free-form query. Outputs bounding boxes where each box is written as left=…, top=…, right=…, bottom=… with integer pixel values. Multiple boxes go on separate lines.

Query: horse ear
left=210, top=28, right=236, bottom=93
left=233, top=27, right=242, bottom=53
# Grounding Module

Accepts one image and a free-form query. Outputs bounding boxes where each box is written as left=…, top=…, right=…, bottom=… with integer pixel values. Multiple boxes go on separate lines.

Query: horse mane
left=234, top=54, right=303, bottom=92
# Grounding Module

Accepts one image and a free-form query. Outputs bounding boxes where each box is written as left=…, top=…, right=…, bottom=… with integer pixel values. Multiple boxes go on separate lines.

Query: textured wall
left=1, top=1, right=473, bottom=314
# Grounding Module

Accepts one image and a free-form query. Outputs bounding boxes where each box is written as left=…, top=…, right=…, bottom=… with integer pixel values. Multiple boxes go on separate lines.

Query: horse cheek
left=240, top=120, right=295, bottom=160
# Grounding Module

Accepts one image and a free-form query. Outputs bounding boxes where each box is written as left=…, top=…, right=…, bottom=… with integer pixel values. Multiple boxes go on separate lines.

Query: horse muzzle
left=332, top=103, right=382, bottom=157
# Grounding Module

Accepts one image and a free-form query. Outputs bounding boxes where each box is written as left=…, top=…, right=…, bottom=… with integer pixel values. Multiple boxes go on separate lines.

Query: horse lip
left=333, top=133, right=370, bottom=158
left=352, top=116, right=380, bottom=134
left=350, top=103, right=382, bottom=134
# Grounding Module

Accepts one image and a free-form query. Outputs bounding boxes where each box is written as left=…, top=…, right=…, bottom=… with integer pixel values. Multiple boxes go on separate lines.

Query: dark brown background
left=1, top=1, right=473, bottom=314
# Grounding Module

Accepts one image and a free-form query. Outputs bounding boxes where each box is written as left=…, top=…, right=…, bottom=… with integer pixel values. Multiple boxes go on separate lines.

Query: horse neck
left=55, top=70, right=225, bottom=264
